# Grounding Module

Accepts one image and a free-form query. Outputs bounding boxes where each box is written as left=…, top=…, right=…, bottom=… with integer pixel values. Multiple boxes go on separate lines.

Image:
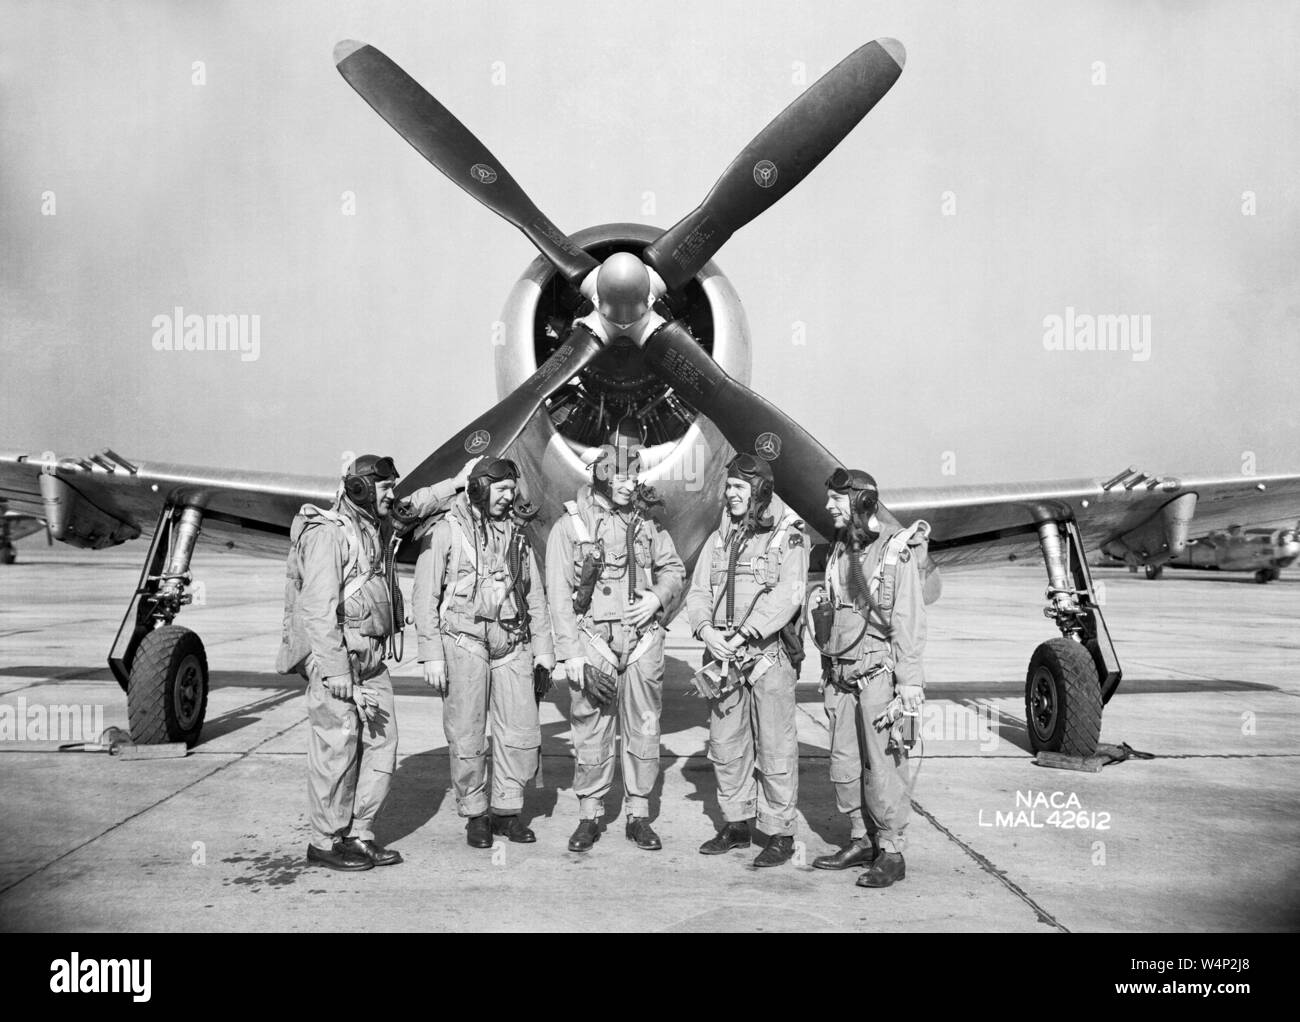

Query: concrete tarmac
left=1, top=539, right=1297, bottom=932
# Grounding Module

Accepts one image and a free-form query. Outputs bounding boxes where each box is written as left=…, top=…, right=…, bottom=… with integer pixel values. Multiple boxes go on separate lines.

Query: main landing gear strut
left=1, top=518, right=15, bottom=564
left=108, top=504, right=209, bottom=747
left=1025, top=516, right=1122, bottom=757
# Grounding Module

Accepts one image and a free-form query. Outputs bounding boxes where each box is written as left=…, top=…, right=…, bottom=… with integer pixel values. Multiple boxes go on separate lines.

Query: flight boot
left=491, top=814, right=536, bottom=844
left=338, top=837, right=403, bottom=866
left=753, top=834, right=795, bottom=868
left=466, top=813, right=493, bottom=849
left=568, top=819, right=603, bottom=852
left=812, top=840, right=878, bottom=871
left=856, top=851, right=906, bottom=888
left=625, top=816, right=663, bottom=851
left=698, top=820, right=752, bottom=855
left=306, top=841, right=374, bottom=872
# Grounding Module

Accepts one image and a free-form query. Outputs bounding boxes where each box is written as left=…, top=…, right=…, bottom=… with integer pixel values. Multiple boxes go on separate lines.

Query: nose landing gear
left=108, top=504, right=210, bottom=747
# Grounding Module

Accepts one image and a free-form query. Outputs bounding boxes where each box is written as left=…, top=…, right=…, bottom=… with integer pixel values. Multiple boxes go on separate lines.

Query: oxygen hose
left=847, top=541, right=893, bottom=640
left=626, top=513, right=638, bottom=602
left=723, top=527, right=744, bottom=625
left=494, top=528, right=531, bottom=660
left=385, top=533, right=404, bottom=662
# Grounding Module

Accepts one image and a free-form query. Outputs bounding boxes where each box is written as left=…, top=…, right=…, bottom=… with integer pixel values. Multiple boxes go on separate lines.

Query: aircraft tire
left=1254, top=569, right=1272, bottom=584
left=0, top=545, right=15, bottom=565
left=1025, top=638, right=1102, bottom=756
left=127, top=626, right=209, bottom=747
left=1144, top=564, right=1162, bottom=580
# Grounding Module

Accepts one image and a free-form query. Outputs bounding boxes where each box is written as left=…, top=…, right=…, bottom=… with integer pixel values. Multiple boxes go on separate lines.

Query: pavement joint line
left=909, top=797, right=1070, bottom=933
left=0, top=714, right=304, bottom=899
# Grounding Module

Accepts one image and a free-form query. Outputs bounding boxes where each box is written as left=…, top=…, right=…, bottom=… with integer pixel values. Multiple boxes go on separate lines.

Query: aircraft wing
left=884, top=471, right=1300, bottom=569
left=2, top=510, right=49, bottom=543
left=0, top=450, right=335, bottom=558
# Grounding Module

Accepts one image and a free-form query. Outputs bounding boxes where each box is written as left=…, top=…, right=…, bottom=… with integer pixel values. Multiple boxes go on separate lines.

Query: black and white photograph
left=1, top=0, right=1295, bottom=964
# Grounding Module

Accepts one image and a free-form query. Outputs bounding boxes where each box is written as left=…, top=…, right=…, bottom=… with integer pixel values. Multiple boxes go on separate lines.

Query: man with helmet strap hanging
left=277, top=453, right=477, bottom=870
left=684, top=453, right=809, bottom=867
left=545, top=429, right=686, bottom=853
left=808, top=468, right=928, bottom=889
left=412, top=457, right=555, bottom=848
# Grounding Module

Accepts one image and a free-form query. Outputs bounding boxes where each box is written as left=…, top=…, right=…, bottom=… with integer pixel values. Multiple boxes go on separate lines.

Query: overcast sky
left=2, top=0, right=1297, bottom=492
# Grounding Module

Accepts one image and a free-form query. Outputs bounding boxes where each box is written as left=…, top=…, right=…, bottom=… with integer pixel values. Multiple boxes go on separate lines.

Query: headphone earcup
left=344, top=475, right=369, bottom=504
left=467, top=477, right=485, bottom=504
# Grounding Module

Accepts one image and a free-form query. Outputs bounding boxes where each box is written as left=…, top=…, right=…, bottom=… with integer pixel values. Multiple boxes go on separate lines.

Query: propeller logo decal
left=465, top=429, right=492, bottom=454
left=470, top=163, right=498, bottom=185
left=752, top=160, right=778, bottom=188
left=754, top=432, right=782, bottom=460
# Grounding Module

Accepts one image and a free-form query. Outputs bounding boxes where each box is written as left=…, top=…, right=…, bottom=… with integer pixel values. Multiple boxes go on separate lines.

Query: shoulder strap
left=446, top=513, right=477, bottom=584
left=874, top=521, right=928, bottom=612
left=309, top=509, right=364, bottom=603
left=826, top=540, right=844, bottom=602
left=564, top=500, right=592, bottom=544
left=766, top=510, right=801, bottom=554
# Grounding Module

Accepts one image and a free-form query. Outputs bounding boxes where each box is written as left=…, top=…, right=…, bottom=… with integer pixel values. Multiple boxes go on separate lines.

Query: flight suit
left=684, top=497, right=808, bottom=837
left=820, top=526, right=927, bottom=853
left=277, top=477, right=456, bottom=852
left=545, top=485, right=686, bottom=821
left=413, top=495, right=554, bottom=818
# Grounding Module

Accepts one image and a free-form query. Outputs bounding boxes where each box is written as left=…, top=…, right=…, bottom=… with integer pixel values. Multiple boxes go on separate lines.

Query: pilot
left=809, top=468, right=927, bottom=889
left=413, top=457, right=556, bottom=849
left=277, top=454, right=475, bottom=871
left=684, top=454, right=808, bottom=867
left=545, top=427, right=686, bottom=853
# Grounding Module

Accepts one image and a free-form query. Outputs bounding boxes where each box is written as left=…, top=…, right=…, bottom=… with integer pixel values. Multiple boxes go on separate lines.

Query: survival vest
left=276, top=503, right=394, bottom=676
left=439, top=508, right=531, bottom=632
left=705, top=508, right=807, bottom=675
left=562, top=498, right=660, bottom=624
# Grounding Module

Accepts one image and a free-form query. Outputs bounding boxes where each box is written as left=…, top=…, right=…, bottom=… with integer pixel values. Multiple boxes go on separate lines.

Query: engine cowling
left=494, top=222, right=751, bottom=474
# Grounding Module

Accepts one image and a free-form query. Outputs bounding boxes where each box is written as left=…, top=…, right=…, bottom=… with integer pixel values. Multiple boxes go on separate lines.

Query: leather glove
left=581, top=663, right=618, bottom=709
left=352, top=684, right=378, bottom=724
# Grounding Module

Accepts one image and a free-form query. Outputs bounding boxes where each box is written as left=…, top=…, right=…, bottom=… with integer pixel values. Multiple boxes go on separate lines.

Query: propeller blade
left=643, top=39, right=905, bottom=291
left=643, top=321, right=896, bottom=537
left=395, top=323, right=603, bottom=497
left=334, top=40, right=599, bottom=288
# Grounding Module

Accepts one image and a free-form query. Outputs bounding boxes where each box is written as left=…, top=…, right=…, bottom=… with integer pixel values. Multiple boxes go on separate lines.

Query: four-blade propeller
left=334, top=38, right=906, bottom=536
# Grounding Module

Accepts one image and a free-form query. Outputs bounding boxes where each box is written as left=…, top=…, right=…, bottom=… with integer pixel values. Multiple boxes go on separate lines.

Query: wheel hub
left=1029, top=666, right=1058, bottom=739
left=174, top=654, right=202, bottom=730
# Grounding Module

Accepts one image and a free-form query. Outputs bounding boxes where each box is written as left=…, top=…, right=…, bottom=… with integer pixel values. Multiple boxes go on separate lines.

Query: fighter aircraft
left=3, top=39, right=1299, bottom=762
left=1108, top=520, right=1300, bottom=583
